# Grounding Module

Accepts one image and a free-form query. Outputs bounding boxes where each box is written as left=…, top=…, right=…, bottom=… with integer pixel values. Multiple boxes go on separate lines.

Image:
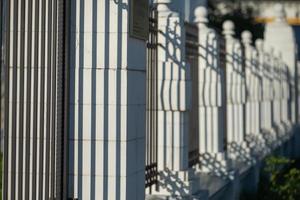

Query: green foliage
left=263, top=156, right=300, bottom=200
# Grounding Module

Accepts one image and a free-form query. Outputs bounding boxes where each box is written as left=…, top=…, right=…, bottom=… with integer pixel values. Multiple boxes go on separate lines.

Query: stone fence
left=145, top=2, right=300, bottom=199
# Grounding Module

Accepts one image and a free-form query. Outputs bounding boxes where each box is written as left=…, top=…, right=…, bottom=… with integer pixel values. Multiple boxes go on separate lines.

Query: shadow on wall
left=197, top=30, right=226, bottom=154
left=68, top=0, right=131, bottom=199
left=156, top=9, right=190, bottom=169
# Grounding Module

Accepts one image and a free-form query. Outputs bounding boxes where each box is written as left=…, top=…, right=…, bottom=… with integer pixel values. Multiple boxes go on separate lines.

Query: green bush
left=263, top=156, right=300, bottom=200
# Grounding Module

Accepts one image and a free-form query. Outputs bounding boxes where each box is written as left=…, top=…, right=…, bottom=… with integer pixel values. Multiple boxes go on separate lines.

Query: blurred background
left=206, top=0, right=300, bottom=57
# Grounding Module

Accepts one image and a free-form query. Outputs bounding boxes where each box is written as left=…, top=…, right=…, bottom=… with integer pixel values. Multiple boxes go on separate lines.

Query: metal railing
left=145, top=8, right=159, bottom=189
left=185, top=23, right=200, bottom=167
left=219, top=36, right=228, bottom=151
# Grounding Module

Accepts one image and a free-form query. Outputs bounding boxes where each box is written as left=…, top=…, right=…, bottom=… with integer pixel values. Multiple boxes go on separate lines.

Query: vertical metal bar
left=56, top=0, right=67, bottom=198
left=220, top=37, right=228, bottom=151
left=11, top=0, right=19, bottom=197
left=50, top=0, right=57, bottom=197
left=38, top=0, right=46, bottom=197
left=32, top=0, right=40, bottom=197
left=3, top=0, right=11, bottom=198
left=18, top=0, right=26, bottom=198
left=154, top=10, right=158, bottom=182
left=24, top=0, right=33, bottom=199
left=45, top=0, right=53, bottom=198
left=64, top=0, right=70, bottom=198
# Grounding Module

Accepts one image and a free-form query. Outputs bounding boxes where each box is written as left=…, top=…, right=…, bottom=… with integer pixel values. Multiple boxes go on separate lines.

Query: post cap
left=255, top=39, right=264, bottom=51
left=222, top=20, right=235, bottom=36
left=194, top=6, right=208, bottom=24
left=241, top=30, right=252, bottom=45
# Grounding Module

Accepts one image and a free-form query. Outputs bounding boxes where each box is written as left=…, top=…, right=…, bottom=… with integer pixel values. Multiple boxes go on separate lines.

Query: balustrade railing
left=185, top=22, right=200, bottom=167
left=145, top=8, right=159, bottom=190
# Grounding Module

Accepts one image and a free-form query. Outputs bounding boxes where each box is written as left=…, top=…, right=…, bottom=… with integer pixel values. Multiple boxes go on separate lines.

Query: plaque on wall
left=130, top=0, right=149, bottom=41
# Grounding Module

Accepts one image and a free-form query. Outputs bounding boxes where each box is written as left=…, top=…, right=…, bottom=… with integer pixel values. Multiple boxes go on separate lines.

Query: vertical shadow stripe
left=3, top=0, right=11, bottom=199
left=45, top=0, right=53, bottom=198
left=11, top=0, right=19, bottom=198
left=17, top=0, right=26, bottom=198
left=38, top=0, right=46, bottom=198
left=24, top=0, right=33, bottom=199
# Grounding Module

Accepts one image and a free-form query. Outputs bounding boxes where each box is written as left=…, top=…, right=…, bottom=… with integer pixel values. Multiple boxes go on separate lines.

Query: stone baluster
left=256, top=39, right=266, bottom=131
left=194, top=6, right=227, bottom=173
left=151, top=0, right=195, bottom=197
left=242, top=31, right=267, bottom=155
left=262, top=46, right=279, bottom=146
left=255, top=39, right=271, bottom=154
left=274, top=52, right=288, bottom=138
left=242, top=31, right=256, bottom=137
left=223, top=21, right=251, bottom=162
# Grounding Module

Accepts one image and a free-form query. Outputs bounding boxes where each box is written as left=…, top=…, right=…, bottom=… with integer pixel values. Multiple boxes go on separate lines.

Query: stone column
left=68, top=0, right=146, bottom=199
left=273, top=53, right=287, bottom=138
left=242, top=31, right=256, bottom=137
left=242, top=31, right=266, bottom=154
left=264, top=4, right=297, bottom=124
left=256, top=39, right=266, bottom=131
left=194, top=7, right=227, bottom=172
left=263, top=47, right=279, bottom=146
left=151, top=0, right=194, bottom=197
left=223, top=21, right=250, bottom=162
left=280, top=57, right=293, bottom=131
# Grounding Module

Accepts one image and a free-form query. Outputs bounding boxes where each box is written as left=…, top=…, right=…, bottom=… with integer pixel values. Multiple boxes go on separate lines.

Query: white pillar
left=151, top=0, right=193, bottom=197
left=262, top=47, right=279, bottom=145
left=223, top=21, right=249, bottom=161
left=68, top=1, right=146, bottom=199
left=256, top=39, right=267, bottom=132
left=194, top=7, right=227, bottom=172
left=156, top=0, right=189, bottom=172
left=242, top=31, right=267, bottom=154
left=264, top=4, right=298, bottom=124
left=242, top=31, right=256, bottom=137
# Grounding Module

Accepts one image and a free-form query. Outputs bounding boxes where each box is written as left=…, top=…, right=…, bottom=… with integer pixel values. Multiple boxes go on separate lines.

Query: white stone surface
left=264, top=4, right=298, bottom=124
left=156, top=0, right=190, bottom=171
left=68, top=0, right=146, bottom=199
left=194, top=6, right=227, bottom=172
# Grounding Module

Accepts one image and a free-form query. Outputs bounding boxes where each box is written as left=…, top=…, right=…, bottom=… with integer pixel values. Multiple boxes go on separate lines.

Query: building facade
left=1, top=0, right=300, bottom=200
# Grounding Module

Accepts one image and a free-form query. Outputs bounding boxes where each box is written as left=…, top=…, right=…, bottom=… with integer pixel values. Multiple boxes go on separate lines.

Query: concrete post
left=242, top=31, right=266, bottom=155
left=68, top=0, right=146, bottom=199
left=194, top=6, right=227, bottom=173
left=255, top=39, right=272, bottom=154
left=223, top=21, right=250, bottom=162
left=262, top=46, right=279, bottom=146
left=242, top=31, right=256, bottom=137
left=151, top=0, right=194, bottom=197
left=264, top=4, right=298, bottom=124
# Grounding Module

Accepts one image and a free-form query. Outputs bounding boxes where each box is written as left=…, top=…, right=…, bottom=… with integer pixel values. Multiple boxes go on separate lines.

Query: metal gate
left=145, top=8, right=158, bottom=190
left=1, top=0, right=69, bottom=199
left=219, top=36, right=227, bottom=151
left=185, top=23, right=200, bottom=167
